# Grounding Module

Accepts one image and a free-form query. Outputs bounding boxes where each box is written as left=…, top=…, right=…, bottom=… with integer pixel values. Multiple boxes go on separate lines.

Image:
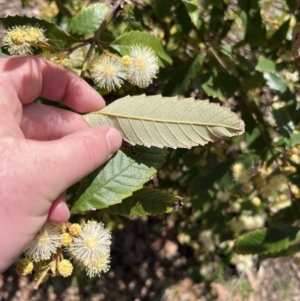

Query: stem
left=206, top=41, right=236, bottom=76
left=33, top=266, right=50, bottom=290
left=80, top=0, right=125, bottom=77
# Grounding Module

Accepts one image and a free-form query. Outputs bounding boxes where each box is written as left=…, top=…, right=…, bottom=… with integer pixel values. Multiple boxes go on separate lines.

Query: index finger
left=0, top=55, right=105, bottom=113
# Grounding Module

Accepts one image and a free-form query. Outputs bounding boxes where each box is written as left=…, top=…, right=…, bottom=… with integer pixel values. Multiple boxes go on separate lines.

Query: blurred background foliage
left=2, top=0, right=300, bottom=300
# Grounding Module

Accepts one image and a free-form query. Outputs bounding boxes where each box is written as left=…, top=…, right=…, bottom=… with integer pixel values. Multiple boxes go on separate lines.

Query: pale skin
left=0, top=56, right=122, bottom=272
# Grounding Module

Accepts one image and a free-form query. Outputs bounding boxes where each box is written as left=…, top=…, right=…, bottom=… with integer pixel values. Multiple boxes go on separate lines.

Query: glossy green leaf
left=54, top=0, right=73, bottom=18
left=67, top=4, right=109, bottom=38
left=174, top=1, right=193, bottom=35
left=238, top=0, right=266, bottom=46
left=234, top=226, right=300, bottom=255
left=106, top=188, right=179, bottom=216
left=84, top=94, right=244, bottom=149
left=0, top=16, right=76, bottom=48
left=190, top=160, right=234, bottom=200
left=110, top=31, right=172, bottom=65
left=182, top=0, right=202, bottom=29
left=71, top=147, right=166, bottom=213
left=273, top=105, right=295, bottom=138
left=209, top=0, right=224, bottom=9
left=209, top=7, right=225, bottom=33
left=154, top=0, right=174, bottom=21
left=268, top=19, right=290, bottom=49
left=133, top=145, right=167, bottom=170
left=255, top=57, right=276, bottom=73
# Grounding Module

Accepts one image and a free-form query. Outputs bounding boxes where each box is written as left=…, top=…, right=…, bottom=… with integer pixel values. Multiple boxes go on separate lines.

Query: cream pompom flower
left=3, top=25, right=47, bottom=55
left=68, top=220, right=111, bottom=277
left=231, top=162, right=248, bottom=184
left=90, top=55, right=125, bottom=91
left=24, top=222, right=62, bottom=262
left=126, top=45, right=159, bottom=87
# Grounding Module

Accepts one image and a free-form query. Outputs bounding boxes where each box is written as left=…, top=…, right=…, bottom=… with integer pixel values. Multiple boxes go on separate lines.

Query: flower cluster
left=90, top=45, right=159, bottom=90
left=90, top=54, right=125, bottom=91
left=231, top=162, right=248, bottom=184
left=229, top=160, right=293, bottom=212
left=3, top=25, right=47, bottom=55
left=40, top=51, right=70, bottom=69
left=16, top=220, right=111, bottom=289
left=69, top=221, right=111, bottom=277
left=3, top=26, right=159, bottom=90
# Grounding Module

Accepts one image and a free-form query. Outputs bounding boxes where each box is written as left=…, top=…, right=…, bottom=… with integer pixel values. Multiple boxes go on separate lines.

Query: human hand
left=0, top=56, right=122, bottom=272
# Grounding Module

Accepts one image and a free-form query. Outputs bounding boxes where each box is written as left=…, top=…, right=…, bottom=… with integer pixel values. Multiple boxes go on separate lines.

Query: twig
left=206, top=41, right=236, bottom=76
left=33, top=266, right=50, bottom=290
left=80, top=0, right=125, bottom=77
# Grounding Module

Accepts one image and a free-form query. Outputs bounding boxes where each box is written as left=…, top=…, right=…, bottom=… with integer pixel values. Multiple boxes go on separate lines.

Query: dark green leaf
left=67, top=3, right=109, bottom=38
left=154, top=0, right=174, bottom=21
left=273, top=105, right=295, bottom=138
left=269, top=203, right=300, bottom=226
left=234, top=226, right=300, bottom=255
left=163, top=53, right=205, bottom=95
left=132, top=146, right=167, bottom=170
left=174, top=1, right=193, bottom=36
left=238, top=0, right=266, bottom=47
left=209, top=7, right=225, bottom=33
left=268, top=19, right=290, bottom=49
left=208, top=0, right=224, bottom=9
left=190, top=160, right=234, bottom=200
left=286, top=0, right=297, bottom=12
left=241, top=72, right=264, bottom=91
left=54, top=0, right=73, bottom=18
left=106, top=188, right=179, bottom=216
left=220, top=45, right=254, bottom=70
left=182, top=0, right=202, bottom=30
left=199, top=71, right=240, bottom=98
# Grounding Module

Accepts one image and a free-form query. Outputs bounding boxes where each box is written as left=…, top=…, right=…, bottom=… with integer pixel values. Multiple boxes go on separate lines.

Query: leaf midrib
left=95, top=112, right=241, bottom=129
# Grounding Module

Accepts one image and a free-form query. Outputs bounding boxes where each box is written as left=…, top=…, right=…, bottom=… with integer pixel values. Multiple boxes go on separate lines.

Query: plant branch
left=80, top=0, right=125, bottom=77
left=205, top=41, right=237, bottom=77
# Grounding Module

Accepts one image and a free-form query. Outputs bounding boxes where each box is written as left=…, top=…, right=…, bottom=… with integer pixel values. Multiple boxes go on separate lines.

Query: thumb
left=31, top=126, right=122, bottom=202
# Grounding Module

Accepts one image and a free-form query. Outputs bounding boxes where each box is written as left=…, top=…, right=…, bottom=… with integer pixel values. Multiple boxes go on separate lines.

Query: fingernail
left=106, top=128, right=122, bottom=153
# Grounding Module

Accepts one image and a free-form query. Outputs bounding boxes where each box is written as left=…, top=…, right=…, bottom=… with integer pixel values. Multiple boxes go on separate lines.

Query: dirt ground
left=2, top=1, right=300, bottom=300
left=2, top=215, right=300, bottom=301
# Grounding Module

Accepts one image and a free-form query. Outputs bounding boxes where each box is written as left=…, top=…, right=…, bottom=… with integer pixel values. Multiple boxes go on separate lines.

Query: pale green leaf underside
left=106, top=188, right=179, bottom=216
left=84, top=94, right=245, bottom=149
